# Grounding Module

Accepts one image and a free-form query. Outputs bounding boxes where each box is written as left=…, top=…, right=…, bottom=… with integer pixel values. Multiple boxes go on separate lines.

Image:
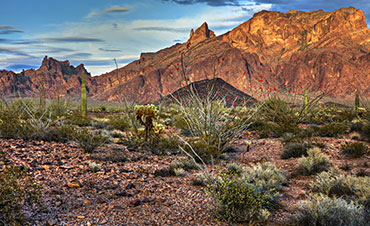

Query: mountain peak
left=187, top=22, right=215, bottom=47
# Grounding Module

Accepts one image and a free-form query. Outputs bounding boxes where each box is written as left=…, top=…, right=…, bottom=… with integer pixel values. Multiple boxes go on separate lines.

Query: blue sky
left=1, top=0, right=369, bottom=75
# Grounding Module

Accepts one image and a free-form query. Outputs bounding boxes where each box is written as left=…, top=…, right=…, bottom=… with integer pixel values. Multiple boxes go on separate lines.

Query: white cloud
left=2, top=2, right=271, bottom=75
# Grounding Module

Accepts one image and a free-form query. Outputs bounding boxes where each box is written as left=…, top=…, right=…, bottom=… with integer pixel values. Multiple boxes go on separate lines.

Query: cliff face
left=0, top=56, right=96, bottom=97
left=92, top=7, right=370, bottom=103
left=1, top=7, right=370, bottom=102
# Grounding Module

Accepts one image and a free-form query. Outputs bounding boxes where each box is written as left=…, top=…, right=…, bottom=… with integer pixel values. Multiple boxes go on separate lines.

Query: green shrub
left=192, top=173, right=207, bottom=186
left=44, top=124, right=77, bottom=143
left=73, top=128, right=109, bottom=153
left=66, top=112, right=91, bottom=126
left=170, top=158, right=198, bottom=172
left=183, top=139, right=221, bottom=161
left=360, top=119, right=370, bottom=141
left=0, top=160, right=43, bottom=225
left=281, top=142, right=313, bottom=159
left=107, top=115, right=130, bottom=131
left=295, top=148, right=330, bottom=176
left=341, top=142, right=369, bottom=158
left=310, top=169, right=370, bottom=201
left=315, top=122, right=348, bottom=137
left=0, top=110, right=23, bottom=139
left=207, top=172, right=275, bottom=223
left=226, top=163, right=244, bottom=176
left=259, top=97, right=295, bottom=125
left=290, top=194, right=366, bottom=226
left=243, top=162, right=287, bottom=191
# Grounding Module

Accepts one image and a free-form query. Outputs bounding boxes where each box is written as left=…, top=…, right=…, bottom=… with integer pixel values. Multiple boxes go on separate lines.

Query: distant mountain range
left=1, top=7, right=370, bottom=102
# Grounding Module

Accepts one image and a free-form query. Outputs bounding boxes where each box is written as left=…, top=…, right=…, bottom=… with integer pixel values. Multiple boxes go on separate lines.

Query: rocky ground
left=1, top=134, right=369, bottom=226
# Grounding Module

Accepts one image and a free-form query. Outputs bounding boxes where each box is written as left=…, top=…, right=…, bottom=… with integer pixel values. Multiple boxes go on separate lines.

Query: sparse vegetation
left=290, top=194, right=366, bottom=226
left=0, top=152, right=43, bottom=226
left=281, top=142, right=313, bottom=159
left=294, top=148, right=330, bottom=176
left=341, top=142, right=369, bottom=158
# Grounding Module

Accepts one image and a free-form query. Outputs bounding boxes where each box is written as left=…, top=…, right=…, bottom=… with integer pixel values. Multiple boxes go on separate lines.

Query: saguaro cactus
left=355, top=93, right=360, bottom=114
left=81, top=72, right=87, bottom=117
left=303, top=84, right=309, bottom=113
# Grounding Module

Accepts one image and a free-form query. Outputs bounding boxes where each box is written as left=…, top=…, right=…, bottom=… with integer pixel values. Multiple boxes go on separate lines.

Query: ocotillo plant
left=355, top=93, right=360, bottom=114
left=81, top=72, right=87, bottom=117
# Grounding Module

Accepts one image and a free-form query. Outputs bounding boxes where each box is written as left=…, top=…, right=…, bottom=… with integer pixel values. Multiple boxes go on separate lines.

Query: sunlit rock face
left=1, top=7, right=370, bottom=102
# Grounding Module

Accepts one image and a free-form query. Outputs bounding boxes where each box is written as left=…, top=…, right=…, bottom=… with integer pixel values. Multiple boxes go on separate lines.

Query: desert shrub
left=259, top=97, right=295, bottom=124
left=314, top=122, right=348, bottom=137
left=0, top=162, right=43, bottom=225
left=243, top=162, right=287, bottom=191
left=65, top=112, right=91, bottom=127
left=182, top=138, right=221, bottom=161
left=47, top=99, right=69, bottom=119
left=226, top=163, right=244, bottom=175
left=124, top=130, right=179, bottom=155
left=310, top=169, right=370, bottom=201
left=295, top=148, right=330, bottom=176
left=350, top=119, right=363, bottom=132
left=360, top=119, right=370, bottom=141
left=192, top=173, right=207, bottom=186
left=281, top=142, right=313, bottom=159
left=107, top=115, right=130, bottom=131
left=44, top=124, right=77, bottom=143
left=170, top=158, right=198, bottom=172
left=207, top=172, right=276, bottom=223
left=0, top=110, right=24, bottom=139
left=173, top=168, right=186, bottom=176
left=88, top=162, right=103, bottom=172
left=289, top=194, right=366, bottom=226
left=73, top=128, right=109, bottom=153
left=341, top=142, right=369, bottom=158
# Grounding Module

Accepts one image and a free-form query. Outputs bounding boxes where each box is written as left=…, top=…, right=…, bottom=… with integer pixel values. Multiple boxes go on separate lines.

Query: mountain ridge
left=1, top=7, right=370, bottom=102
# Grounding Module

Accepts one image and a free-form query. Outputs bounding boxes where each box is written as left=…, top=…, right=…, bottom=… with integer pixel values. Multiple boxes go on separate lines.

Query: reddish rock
left=1, top=7, right=370, bottom=102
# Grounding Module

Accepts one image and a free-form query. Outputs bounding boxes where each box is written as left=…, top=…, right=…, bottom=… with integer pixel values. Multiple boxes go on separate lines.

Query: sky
left=0, top=0, right=369, bottom=76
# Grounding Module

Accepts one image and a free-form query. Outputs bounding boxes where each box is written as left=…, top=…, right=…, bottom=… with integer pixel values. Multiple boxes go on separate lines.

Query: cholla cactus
left=134, top=104, right=159, bottom=139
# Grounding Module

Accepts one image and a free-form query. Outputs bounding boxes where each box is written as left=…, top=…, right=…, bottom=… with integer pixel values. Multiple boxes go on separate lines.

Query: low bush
left=360, top=119, right=370, bottom=141
left=243, top=162, right=287, bottom=191
left=192, top=173, right=207, bottom=186
left=170, top=158, right=198, bottom=172
left=281, top=142, right=313, bottom=159
left=107, top=115, right=130, bottom=131
left=73, top=128, right=109, bottom=153
left=314, top=122, right=348, bottom=137
left=310, top=169, right=370, bottom=201
left=289, top=194, right=366, bottom=226
left=207, top=172, right=276, bottom=223
left=0, top=155, right=43, bottom=225
left=226, top=163, right=244, bottom=176
left=294, top=148, right=330, bottom=176
left=341, top=142, right=369, bottom=158
left=65, top=112, right=91, bottom=127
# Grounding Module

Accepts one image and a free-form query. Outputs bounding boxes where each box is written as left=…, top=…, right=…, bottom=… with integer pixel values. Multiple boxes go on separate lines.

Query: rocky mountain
left=1, top=7, right=370, bottom=103
left=92, top=6, right=370, bottom=103
left=0, top=56, right=95, bottom=98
